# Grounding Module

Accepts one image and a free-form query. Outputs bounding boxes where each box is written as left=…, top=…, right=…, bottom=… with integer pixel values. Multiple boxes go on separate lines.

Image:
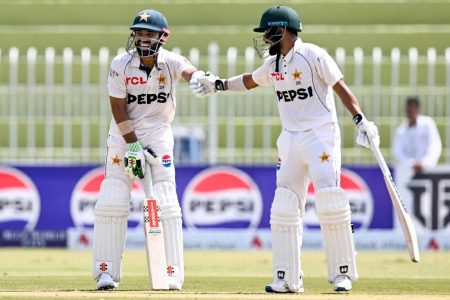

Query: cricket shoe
left=96, top=273, right=119, bottom=290
left=265, top=279, right=304, bottom=293
left=168, top=277, right=182, bottom=290
left=333, top=275, right=352, bottom=292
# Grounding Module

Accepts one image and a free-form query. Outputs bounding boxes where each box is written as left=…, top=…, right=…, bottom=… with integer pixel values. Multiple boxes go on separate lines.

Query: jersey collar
left=281, top=38, right=303, bottom=63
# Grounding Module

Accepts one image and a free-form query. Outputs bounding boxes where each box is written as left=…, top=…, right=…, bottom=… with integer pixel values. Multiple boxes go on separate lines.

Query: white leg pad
left=315, top=187, right=358, bottom=282
left=92, top=177, right=130, bottom=283
left=270, top=187, right=303, bottom=292
left=154, top=181, right=184, bottom=286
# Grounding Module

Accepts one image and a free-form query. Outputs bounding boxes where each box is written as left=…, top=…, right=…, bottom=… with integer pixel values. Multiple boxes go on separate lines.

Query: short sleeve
left=107, top=58, right=127, bottom=99
left=314, top=49, right=343, bottom=86
left=170, top=53, right=195, bottom=81
left=252, top=60, right=273, bottom=87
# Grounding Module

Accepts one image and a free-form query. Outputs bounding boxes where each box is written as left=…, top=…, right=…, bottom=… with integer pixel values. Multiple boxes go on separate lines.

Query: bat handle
left=143, top=162, right=154, bottom=198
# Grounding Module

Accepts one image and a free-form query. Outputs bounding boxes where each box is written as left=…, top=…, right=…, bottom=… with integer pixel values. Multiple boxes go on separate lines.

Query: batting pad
left=270, top=187, right=303, bottom=292
left=92, top=177, right=130, bottom=282
left=315, top=187, right=358, bottom=282
left=154, top=181, right=184, bottom=285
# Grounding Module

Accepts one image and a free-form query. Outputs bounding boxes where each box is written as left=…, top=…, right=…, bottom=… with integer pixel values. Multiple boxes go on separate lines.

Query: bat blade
left=143, top=198, right=169, bottom=290
left=370, top=141, right=420, bottom=263
left=383, top=175, right=420, bottom=262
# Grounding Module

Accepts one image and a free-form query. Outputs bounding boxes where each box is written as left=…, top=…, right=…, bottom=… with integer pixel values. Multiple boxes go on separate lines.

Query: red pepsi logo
left=182, top=166, right=263, bottom=229
left=162, top=154, right=172, bottom=168
left=0, top=167, right=40, bottom=230
left=70, top=167, right=146, bottom=228
left=304, top=168, right=374, bottom=230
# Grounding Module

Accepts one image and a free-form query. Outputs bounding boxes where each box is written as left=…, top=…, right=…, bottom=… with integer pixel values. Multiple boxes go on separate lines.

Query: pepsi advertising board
left=1, top=164, right=449, bottom=249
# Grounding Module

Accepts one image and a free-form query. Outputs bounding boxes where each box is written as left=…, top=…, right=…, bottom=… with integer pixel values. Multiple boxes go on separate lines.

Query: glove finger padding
left=144, top=148, right=162, bottom=165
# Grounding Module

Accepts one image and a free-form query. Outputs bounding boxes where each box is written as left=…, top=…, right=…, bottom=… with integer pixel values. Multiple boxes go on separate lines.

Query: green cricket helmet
left=253, top=5, right=302, bottom=33
left=127, top=9, right=170, bottom=57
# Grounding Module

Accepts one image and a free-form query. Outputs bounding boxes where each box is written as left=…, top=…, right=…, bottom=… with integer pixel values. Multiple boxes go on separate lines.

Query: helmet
left=130, top=9, right=169, bottom=33
left=127, top=10, right=170, bottom=57
left=253, top=5, right=302, bottom=33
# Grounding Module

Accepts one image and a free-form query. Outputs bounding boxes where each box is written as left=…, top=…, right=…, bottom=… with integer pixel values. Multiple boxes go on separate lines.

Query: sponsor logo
left=182, top=166, right=263, bottom=229
left=99, top=262, right=108, bottom=272
left=146, top=199, right=159, bottom=228
left=162, top=154, right=172, bottom=168
left=271, top=72, right=285, bottom=81
left=167, top=265, right=174, bottom=276
left=304, top=168, right=374, bottom=230
left=126, top=76, right=147, bottom=85
left=340, top=265, right=349, bottom=274
left=276, top=87, right=313, bottom=102
left=70, top=167, right=146, bottom=228
left=408, top=171, right=450, bottom=230
left=277, top=270, right=285, bottom=279
left=0, top=167, right=40, bottom=230
left=276, top=158, right=281, bottom=171
left=127, top=92, right=169, bottom=104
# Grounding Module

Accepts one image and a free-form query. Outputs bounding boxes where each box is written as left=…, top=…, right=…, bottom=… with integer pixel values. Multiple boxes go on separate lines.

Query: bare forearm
left=333, top=80, right=362, bottom=117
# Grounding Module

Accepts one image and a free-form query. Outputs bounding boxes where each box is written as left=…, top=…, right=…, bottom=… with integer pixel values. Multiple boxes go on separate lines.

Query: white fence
left=0, top=44, right=449, bottom=165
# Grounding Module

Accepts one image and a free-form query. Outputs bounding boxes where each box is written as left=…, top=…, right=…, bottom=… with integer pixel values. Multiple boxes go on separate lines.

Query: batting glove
left=353, top=114, right=380, bottom=149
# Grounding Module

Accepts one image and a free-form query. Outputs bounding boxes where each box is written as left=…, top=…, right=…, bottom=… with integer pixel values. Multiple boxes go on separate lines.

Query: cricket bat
left=370, top=140, right=420, bottom=262
left=143, top=163, right=169, bottom=289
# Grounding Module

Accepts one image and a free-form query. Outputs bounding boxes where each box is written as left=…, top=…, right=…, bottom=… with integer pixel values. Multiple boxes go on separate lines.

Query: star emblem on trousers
left=111, top=154, right=122, bottom=166
left=319, top=151, right=330, bottom=163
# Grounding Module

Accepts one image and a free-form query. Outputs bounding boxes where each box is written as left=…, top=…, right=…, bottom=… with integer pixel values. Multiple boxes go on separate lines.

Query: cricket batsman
left=190, top=5, right=380, bottom=293
left=92, top=9, right=203, bottom=290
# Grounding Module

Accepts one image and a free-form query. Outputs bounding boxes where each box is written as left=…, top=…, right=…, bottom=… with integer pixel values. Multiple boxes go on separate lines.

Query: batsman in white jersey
left=93, top=9, right=203, bottom=290
left=190, top=5, right=380, bottom=293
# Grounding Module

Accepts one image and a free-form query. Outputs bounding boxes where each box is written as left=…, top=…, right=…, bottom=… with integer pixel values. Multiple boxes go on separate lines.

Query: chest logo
left=271, top=72, right=285, bottom=81
left=126, top=77, right=147, bottom=85
left=157, top=74, right=166, bottom=85
left=292, top=69, right=302, bottom=80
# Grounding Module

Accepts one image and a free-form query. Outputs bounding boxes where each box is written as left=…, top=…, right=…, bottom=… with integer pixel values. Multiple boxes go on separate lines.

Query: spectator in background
left=392, top=96, right=442, bottom=232
left=393, top=96, right=442, bottom=173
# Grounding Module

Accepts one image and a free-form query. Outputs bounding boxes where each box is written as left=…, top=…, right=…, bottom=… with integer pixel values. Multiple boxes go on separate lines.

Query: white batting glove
left=144, top=147, right=162, bottom=166
left=353, top=114, right=380, bottom=149
left=196, top=71, right=225, bottom=96
left=190, top=70, right=208, bottom=98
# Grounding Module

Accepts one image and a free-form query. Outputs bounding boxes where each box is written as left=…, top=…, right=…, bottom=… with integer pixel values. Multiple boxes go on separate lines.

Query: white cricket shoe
left=168, top=277, right=182, bottom=290
left=333, top=275, right=352, bottom=292
left=265, top=279, right=304, bottom=293
left=96, top=273, right=118, bottom=290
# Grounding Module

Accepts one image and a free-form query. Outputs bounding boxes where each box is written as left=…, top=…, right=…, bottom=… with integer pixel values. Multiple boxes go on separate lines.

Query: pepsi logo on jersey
left=277, top=86, right=313, bottom=102
left=127, top=92, right=170, bottom=104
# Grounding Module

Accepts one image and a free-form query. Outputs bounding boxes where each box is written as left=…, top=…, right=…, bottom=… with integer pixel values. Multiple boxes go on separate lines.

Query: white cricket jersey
left=252, top=39, right=343, bottom=132
left=392, top=115, right=442, bottom=167
left=107, top=48, right=194, bottom=139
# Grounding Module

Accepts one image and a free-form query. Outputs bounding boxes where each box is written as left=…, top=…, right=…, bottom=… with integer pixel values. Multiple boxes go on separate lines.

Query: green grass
left=0, top=249, right=449, bottom=299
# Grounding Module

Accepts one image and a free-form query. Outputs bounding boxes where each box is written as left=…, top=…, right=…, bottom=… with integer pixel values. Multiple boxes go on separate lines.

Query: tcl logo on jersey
left=277, top=86, right=313, bottom=102
left=271, top=72, right=285, bottom=81
left=126, top=77, right=147, bottom=85
left=127, top=92, right=170, bottom=104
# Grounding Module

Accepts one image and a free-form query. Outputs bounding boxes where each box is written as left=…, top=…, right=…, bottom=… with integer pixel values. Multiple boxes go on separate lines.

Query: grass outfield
left=0, top=249, right=449, bottom=299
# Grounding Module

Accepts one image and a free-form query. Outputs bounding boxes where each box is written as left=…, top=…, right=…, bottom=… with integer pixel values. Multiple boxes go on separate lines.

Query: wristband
left=117, top=120, right=134, bottom=135
left=352, top=114, right=363, bottom=125
left=226, top=74, right=247, bottom=91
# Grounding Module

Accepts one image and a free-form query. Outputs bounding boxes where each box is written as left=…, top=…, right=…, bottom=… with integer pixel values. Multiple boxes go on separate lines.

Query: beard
left=268, top=42, right=281, bottom=56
